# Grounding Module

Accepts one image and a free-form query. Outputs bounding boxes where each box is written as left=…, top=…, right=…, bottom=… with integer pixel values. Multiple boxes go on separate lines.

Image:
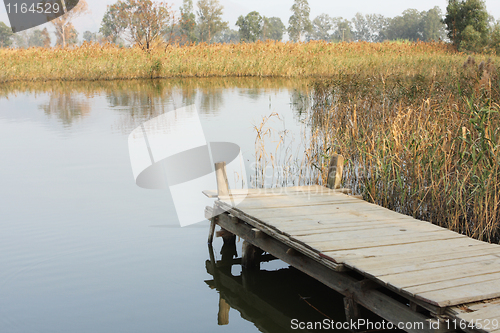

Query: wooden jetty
left=204, top=155, right=500, bottom=333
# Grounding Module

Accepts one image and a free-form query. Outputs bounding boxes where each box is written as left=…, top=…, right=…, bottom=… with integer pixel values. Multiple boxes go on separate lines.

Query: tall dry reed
left=282, top=57, right=500, bottom=242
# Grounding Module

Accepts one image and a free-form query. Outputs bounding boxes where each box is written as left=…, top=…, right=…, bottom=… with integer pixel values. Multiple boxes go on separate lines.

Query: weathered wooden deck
left=205, top=159, right=500, bottom=333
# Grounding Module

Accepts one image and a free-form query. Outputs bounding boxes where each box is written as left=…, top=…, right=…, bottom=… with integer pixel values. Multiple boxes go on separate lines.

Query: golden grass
left=1, top=40, right=498, bottom=82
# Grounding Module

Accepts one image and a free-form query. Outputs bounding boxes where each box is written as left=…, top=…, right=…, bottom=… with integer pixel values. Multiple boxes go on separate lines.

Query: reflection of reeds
left=0, top=77, right=310, bottom=95
left=256, top=58, right=500, bottom=243
left=0, top=77, right=311, bottom=131
left=1, top=41, right=497, bottom=83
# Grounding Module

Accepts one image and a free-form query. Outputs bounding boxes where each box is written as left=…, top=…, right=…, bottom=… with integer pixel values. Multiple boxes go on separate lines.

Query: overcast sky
left=1, top=0, right=500, bottom=37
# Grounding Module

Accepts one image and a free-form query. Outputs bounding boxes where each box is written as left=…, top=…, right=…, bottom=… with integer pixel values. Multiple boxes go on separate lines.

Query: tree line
left=0, top=0, right=498, bottom=53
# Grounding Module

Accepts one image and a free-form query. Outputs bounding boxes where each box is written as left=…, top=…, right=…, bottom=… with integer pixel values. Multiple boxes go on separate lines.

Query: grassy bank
left=0, top=40, right=498, bottom=82
left=285, top=57, right=500, bottom=242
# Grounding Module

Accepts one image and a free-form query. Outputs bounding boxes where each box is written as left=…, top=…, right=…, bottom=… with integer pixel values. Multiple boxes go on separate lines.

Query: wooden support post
left=208, top=243, right=216, bottom=274
left=410, top=301, right=425, bottom=313
left=327, top=154, right=344, bottom=189
left=218, top=295, right=230, bottom=325
left=344, top=295, right=361, bottom=323
left=241, top=240, right=263, bottom=270
left=207, top=205, right=217, bottom=245
left=208, top=220, right=216, bottom=245
left=216, top=228, right=235, bottom=239
left=252, top=228, right=266, bottom=239
left=215, top=161, right=230, bottom=197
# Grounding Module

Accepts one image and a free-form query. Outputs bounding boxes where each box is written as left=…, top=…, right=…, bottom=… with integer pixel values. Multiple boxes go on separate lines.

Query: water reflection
left=205, top=242, right=349, bottom=333
left=39, top=93, right=91, bottom=126
left=0, top=78, right=312, bottom=127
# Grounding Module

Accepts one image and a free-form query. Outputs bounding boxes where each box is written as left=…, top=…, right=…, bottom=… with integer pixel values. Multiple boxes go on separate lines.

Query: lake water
left=0, top=78, right=373, bottom=333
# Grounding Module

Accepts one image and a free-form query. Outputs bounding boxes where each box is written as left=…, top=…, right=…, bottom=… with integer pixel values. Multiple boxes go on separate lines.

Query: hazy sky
left=1, top=0, right=500, bottom=37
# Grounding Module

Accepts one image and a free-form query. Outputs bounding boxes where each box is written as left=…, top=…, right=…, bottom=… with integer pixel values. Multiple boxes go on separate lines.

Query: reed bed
left=254, top=56, right=500, bottom=242
left=0, top=40, right=498, bottom=83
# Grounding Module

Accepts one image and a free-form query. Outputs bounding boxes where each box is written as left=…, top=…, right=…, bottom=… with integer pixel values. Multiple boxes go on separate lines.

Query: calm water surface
left=0, top=79, right=359, bottom=333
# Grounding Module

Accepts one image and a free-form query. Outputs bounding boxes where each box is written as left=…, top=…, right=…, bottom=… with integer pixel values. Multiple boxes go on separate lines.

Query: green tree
left=422, top=7, right=446, bottom=41
left=55, top=24, right=79, bottom=46
left=352, top=13, right=370, bottom=41
left=288, top=0, right=312, bottom=42
left=100, top=0, right=175, bottom=49
left=180, top=0, right=198, bottom=43
left=0, top=22, right=14, bottom=47
left=29, top=29, right=51, bottom=47
left=100, top=1, right=128, bottom=44
left=213, top=27, right=239, bottom=43
left=444, top=0, right=490, bottom=50
left=13, top=29, right=51, bottom=48
left=308, top=13, right=333, bottom=41
left=13, top=31, right=29, bottom=48
left=40, top=28, right=51, bottom=47
left=366, top=14, right=388, bottom=42
left=331, top=17, right=353, bottom=42
left=51, top=0, right=89, bottom=48
left=489, top=20, right=500, bottom=53
left=236, top=11, right=263, bottom=42
left=385, top=9, right=424, bottom=41
left=461, top=24, right=484, bottom=51
left=261, top=17, right=285, bottom=41
left=83, top=31, right=98, bottom=43
left=197, top=0, right=228, bottom=43
left=126, top=0, right=175, bottom=49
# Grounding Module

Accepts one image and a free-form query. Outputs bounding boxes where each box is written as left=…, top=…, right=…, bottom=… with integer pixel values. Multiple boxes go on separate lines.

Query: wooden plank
left=294, top=224, right=447, bottom=243
left=285, top=221, right=423, bottom=236
left=269, top=213, right=417, bottom=225
left=239, top=203, right=404, bottom=220
left=344, top=244, right=499, bottom=272
left=453, top=302, right=500, bottom=321
left=270, top=218, right=416, bottom=233
left=203, top=186, right=353, bottom=198
left=270, top=219, right=424, bottom=236
left=236, top=193, right=359, bottom=204
left=262, top=210, right=417, bottom=224
left=268, top=213, right=418, bottom=227
left=375, top=259, right=500, bottom=304
left=361, top=254, right=500, bottom=278
left=380, top=257, right=500, bottom=288
left=308, top=230, right=465, bottom=253
left=416, top=278, right=500, bottom=307
left=467, top=298, right=500, bottom=309
left=274, top=215, right=418, bottom=228
left=322, top=237, right=486, bottom=263
left=232, top=195, right=365, bottom=210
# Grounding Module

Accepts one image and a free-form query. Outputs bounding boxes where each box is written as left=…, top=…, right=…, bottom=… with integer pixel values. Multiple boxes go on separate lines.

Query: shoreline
left=2, top=40, right=496, bottom=83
